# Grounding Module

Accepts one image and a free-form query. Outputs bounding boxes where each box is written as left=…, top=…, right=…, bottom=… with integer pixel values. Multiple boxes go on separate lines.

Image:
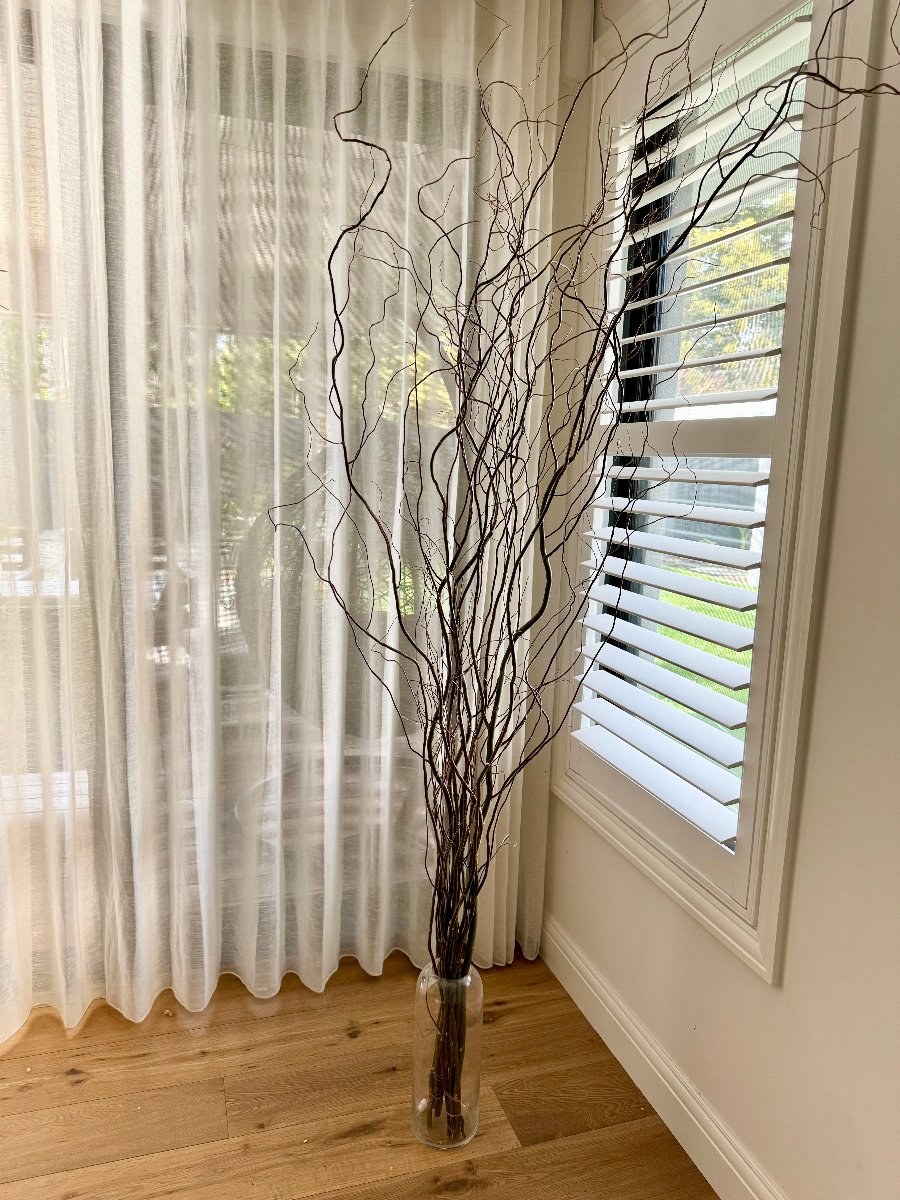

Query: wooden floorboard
left=320, top=1118, right=718, bottom=1200
left=0, top=954, right=719, bottom=1199
left=493, top=1057, right=652, bottom=1146
left=0, top=1078, right=228, bottom=1187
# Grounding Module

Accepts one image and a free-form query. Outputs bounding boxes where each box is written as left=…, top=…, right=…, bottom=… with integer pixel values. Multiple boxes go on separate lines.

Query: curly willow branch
left=270, top=1, right=900, bottom=1000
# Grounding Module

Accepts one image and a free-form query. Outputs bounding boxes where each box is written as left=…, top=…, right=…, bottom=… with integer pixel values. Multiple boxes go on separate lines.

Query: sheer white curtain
left=0, top=0, right=564, bottom=1042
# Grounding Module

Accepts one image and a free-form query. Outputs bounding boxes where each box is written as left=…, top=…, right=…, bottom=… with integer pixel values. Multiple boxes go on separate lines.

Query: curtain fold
left=0, top=0, right=565, bottom=1043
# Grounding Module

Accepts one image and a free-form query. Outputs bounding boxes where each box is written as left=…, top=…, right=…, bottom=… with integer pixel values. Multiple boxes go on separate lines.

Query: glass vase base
left=411, top=963, right=483, bottom=1151
left=412, top=1097, right=478, bottom=1149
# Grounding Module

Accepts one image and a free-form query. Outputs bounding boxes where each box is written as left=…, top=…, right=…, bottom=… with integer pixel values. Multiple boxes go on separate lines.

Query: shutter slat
left=620, top=301, right=785, bottom=343
left=625, top=256, right=791, bottom=313
left=576, top=699, right=742, bottom=803
left=580, top=675, right=745, bottom=766
left=589, top=585, right=755, bottom=651
left=583, top=653, right=748, bottom=728
left=585, top=612, right=752, bottom=688
left=601, top=465, right=769, bottom=485
left=618, top=347, right=780, bottom=380
left=626, top=168, right=797, bottom=247
left=619, top=301, right=785, bottom=345
left=589, top=527, right=763, bottom=570
left=592, top=556, right=759, bottom=611
left=630, top=79, right=803, bottom=182
left=618, top=388, right=776, bottom=415
left=615, top=15, right=812, bottom=147
left=631, top=117, right=802, bottom=212
left=573, top=726, right=739, bottom=843
left=625, top=211, right=795, bottom=279
left=604, top=417, right=775, bottom=457
left=592, top=496, right=766, bottom=528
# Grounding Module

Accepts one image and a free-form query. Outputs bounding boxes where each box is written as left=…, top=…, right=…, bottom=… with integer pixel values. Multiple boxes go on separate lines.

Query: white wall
left=542, top=6, right=900, bottom=1199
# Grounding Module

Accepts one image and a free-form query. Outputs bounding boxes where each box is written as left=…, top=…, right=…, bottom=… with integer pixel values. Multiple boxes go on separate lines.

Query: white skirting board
left=540, top=915, right=790, bottom=1200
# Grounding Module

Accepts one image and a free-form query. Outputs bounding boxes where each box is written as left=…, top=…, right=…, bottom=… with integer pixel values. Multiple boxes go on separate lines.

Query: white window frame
left=550, top=0, right=878, bottom=981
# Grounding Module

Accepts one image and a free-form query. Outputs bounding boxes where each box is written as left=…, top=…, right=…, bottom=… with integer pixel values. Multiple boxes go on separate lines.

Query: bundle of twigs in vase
left=426, top=905, right=478, bottom=1140
left=268, top=0, right=900, bottom=1152
left=426, top=976, right=468, bottom=1139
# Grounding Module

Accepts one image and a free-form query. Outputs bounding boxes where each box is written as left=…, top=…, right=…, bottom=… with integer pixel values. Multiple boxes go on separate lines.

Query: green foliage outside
left=674, top=181, right=795, bottom=397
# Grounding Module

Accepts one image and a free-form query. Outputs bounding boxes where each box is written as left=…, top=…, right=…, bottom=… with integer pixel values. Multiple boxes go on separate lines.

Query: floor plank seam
left=0, top=1071, right=230, bottom=1118
left=0, top=1003, right=333, bottom=1065
left=2, top=1123, right=239, bottom=1192
left=221, top=1074, right=231, bottom=1140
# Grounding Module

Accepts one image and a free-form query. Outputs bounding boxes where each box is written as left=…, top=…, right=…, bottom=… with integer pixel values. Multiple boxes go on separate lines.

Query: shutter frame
left=576, top=4, right=813, bottom=849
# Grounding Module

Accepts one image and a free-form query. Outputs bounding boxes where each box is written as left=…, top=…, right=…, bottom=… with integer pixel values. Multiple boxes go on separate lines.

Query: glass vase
left=411, top=963, right=483, bottom=1149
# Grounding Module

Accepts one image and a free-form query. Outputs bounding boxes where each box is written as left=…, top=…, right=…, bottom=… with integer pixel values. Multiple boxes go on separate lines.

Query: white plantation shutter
left=574, top=6, right=814, bottom=850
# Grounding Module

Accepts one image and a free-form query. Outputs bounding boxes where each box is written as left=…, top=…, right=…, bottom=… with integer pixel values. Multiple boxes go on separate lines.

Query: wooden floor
left=0, top=954, right=718, bottom=1199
